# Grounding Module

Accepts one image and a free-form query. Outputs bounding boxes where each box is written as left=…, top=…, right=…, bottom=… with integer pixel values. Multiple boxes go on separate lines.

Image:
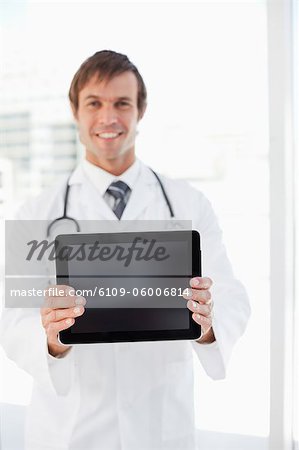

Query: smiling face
left=73, top=71, right=144, bottom=175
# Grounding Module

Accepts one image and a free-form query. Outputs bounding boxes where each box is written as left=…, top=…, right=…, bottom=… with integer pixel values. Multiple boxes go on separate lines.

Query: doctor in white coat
left=0, top=50, right=250, bottom=450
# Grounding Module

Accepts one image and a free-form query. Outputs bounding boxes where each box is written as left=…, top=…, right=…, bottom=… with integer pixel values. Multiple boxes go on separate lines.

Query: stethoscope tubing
left=47, top=168, right=174, bottom=238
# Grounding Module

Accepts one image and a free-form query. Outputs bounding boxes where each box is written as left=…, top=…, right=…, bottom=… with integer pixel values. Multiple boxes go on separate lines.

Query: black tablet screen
left=56, top=230, right=201, bottom=341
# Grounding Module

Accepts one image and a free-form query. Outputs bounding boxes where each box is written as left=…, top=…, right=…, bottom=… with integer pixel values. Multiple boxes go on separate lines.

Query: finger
left=41, top=284, right=75, bottom=314
left=182, top=288, right=211, bottom=304
left=42, top=295, right=86, bottom=311
left=42, top=285, right=78, bottom=312
left=186, top=300, right=211, bottom=316
left=192, top=312, right=212, bottom=332
left=190, top=277, right=213, bottom=289
left=45, top=285, right=75, bottom=298
left=46, top=317, right=75, bottom=347
left=42, top=306, right=85, bottom=328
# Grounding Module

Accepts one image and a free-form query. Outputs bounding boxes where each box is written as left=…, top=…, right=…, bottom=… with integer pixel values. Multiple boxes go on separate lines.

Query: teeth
left=97, top=132, right=119, bottom=139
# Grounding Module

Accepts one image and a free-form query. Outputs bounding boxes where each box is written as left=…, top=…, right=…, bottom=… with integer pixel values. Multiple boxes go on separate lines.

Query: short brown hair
left=69, top=50, right=147, bottom=116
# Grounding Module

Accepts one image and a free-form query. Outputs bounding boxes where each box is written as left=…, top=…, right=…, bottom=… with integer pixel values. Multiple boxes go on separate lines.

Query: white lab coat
left=0, top=161, right=250, bottom=450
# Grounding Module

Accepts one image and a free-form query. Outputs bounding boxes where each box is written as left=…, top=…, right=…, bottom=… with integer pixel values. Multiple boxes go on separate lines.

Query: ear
left=138, top=103, right=147, bottom=121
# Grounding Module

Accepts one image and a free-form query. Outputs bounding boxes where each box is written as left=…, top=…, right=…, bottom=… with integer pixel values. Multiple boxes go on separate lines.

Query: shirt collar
left=82, top=158, right=141, bottom=196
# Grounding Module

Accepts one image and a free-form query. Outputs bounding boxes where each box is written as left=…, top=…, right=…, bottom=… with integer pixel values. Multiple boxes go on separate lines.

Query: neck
left=85, top=152, right=135, bottom=176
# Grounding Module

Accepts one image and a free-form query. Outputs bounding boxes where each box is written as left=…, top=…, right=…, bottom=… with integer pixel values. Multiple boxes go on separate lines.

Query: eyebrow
left=83, top=95, right=133, bottom=102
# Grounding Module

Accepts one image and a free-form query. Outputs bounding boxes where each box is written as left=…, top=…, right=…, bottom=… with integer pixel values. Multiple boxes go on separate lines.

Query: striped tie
left=106, top=180, right=131, bottom=219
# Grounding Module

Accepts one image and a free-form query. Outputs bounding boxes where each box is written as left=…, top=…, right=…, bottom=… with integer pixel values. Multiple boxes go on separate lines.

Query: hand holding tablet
left=182, top=276, right=215, bottom=343
left=40, top=286, right=86, bottom=357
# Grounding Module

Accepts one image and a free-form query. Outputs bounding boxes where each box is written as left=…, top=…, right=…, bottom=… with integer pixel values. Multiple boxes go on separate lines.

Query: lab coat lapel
left=121, top=163, right=156, bottom=221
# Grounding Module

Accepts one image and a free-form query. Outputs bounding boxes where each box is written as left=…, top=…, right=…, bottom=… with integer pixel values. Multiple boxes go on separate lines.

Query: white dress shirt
left=82, top=158, right=141, bottom=211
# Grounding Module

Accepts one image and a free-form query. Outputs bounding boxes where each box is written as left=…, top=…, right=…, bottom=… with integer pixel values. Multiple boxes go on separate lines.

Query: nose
left=97, top=105, right=117, bottom=126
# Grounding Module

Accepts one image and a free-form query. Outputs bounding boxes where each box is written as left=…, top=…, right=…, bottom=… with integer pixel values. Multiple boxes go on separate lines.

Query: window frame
left=267, top=1, right=297, bottom=449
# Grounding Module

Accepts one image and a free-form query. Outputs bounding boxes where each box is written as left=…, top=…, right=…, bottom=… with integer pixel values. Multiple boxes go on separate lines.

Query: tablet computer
left=55, top=230, right=201, bottom=344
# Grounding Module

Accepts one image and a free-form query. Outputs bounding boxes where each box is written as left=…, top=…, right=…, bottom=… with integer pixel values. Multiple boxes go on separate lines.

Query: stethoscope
left=46, top=168, right=174, bottom=238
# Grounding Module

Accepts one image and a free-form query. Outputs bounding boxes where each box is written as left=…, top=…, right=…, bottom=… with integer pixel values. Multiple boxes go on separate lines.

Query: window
left=293, top=2, right=299, bottom=448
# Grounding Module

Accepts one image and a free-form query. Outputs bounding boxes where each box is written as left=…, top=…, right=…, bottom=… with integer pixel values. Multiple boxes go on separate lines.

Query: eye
left=88, top=100, right=100, bottom=108
left=116, top=100, right=131, bottom=109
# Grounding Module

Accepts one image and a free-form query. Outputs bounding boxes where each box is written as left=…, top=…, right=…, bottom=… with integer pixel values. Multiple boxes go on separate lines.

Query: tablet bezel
left=56, top=230, right=201, bottom=344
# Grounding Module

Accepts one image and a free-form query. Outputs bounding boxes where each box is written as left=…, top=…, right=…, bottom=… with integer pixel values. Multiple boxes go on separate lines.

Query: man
left=0, top=51, right=250, bottom=449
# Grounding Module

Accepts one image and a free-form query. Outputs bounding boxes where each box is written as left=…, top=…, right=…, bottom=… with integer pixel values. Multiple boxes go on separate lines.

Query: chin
left=87, top=146, right=133, bottom=163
